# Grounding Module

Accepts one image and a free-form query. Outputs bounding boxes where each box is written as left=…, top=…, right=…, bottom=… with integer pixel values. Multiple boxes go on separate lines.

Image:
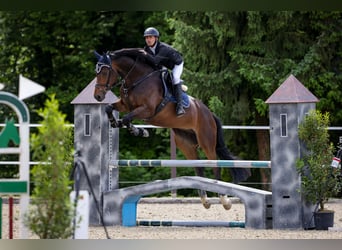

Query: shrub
left=296, top=109, right=339, bottom=211
left=25, top=95, right=74, bottom=238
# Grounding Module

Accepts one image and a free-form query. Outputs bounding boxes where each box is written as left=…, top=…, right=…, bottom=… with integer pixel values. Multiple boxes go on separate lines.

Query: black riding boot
left=174, top=84, right=185, bottom=116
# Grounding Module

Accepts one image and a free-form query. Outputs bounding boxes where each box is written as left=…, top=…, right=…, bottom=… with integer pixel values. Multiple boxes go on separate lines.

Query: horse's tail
left=213, top=114, right=251, bottom=183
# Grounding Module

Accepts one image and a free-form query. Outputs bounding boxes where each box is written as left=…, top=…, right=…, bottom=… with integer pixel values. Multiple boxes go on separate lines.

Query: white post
left=70, top=190, right=89, bottom=239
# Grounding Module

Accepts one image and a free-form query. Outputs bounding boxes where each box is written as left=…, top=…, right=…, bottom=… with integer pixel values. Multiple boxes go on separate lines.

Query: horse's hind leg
left=197, top=125, right=232, bottom=210
left=212, top=166, right=232, bottom=210
left=220, top=195, right=232, bottom=210
left=196, top=167, right=211, bottom=209
left=173, top=129, right=211, bottom=209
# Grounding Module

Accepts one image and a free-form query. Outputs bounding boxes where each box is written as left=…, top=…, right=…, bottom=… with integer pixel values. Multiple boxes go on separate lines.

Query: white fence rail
left=1, top=124, right=342, bottom=167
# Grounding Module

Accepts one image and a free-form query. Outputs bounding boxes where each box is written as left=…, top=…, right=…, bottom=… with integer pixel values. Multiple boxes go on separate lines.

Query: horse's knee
left=105, top=104, right=113, bottom=114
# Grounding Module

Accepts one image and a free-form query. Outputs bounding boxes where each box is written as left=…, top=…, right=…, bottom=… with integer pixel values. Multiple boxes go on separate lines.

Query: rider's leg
left=173, top=83, right=185, bottom=116
left=172, top=62, right=185, bottom=116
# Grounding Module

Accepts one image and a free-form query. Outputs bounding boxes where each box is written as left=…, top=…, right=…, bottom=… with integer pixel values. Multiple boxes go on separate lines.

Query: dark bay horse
left=94, top=48, right=251, bottom=209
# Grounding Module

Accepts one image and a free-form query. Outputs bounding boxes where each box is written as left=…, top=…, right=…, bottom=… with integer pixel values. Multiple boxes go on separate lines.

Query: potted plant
left=296, top=109, right=340, bottom=230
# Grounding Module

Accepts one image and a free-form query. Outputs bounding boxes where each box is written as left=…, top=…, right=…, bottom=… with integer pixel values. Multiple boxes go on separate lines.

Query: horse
left=93, top=48, right=251, bottom=209
left=0, top=118, right=20, bottom=148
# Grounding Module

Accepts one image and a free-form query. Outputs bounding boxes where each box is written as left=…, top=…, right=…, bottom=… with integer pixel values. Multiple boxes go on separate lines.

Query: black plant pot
left=314, top=210, right=334, bottom=230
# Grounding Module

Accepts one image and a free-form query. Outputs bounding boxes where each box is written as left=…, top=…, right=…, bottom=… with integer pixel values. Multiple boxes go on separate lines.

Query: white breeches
left=172, top=62, right=184, bottom=85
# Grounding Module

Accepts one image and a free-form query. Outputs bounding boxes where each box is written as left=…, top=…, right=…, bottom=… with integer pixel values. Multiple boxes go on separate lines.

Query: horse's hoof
left=129, top=127, right=139, bottom=136
left=202, top=202, right=211, bottom=209
left=223, top=202, right=232, bottom=210
left=220, top=195, right=232, bottom=210
left=142, top=129, right=149, bottom=137
left=201, top=196, right=211, bottom=209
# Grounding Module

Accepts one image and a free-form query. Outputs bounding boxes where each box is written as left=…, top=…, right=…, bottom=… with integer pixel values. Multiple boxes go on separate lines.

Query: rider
left=143, top=27, right=185, bottom=116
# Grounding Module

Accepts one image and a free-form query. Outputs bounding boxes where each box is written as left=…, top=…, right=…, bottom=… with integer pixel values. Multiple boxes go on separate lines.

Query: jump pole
left=137, top=220, right=245, bottom=228
left=109, top=159, right=271, bottom=169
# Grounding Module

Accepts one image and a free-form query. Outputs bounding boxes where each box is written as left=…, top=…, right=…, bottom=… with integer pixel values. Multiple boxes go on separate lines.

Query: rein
left=96, top=56, right=161, bottom=96
left=122, top=69, right=162, bottom=97
left=116, top=56, right=162, bottom=97
left=95, top=53, right=171, bottom=118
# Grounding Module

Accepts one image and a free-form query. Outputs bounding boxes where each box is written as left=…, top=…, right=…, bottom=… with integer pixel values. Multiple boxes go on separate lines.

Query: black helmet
left=143, top=27, right=160, bottom=37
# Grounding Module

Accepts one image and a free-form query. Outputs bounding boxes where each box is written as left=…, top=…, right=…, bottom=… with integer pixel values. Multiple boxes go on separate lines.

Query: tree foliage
left=296, top=110, right=340, bottom=210
left=0, top=11, right=341, bottom=188
left=168, top=11, right=341, bottom=157
left=25, top=95, right=74, bottom=238
left=170, top=11, right=341, bottom=122
left=0, top=11, right=160, bottom=121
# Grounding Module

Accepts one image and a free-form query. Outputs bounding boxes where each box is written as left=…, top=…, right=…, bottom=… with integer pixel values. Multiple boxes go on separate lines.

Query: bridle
left=95, top=54, right=162, bottom=97
left=94, top=54, right=138, bottom=92
left=94, top=62, right=118, bottom=92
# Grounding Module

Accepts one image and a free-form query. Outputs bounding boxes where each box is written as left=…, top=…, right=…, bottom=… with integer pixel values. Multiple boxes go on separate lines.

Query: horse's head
left=94, top=51, right=119, bottom=102
left=0, top=118, right=20, bottom=147
left=94, top=48, right=158, bottom=102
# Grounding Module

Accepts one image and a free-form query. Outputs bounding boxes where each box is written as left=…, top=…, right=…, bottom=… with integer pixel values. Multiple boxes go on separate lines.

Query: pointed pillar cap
left=266, top=74, right=319, bottom=104
left=71, top=78, right=117, bottom=104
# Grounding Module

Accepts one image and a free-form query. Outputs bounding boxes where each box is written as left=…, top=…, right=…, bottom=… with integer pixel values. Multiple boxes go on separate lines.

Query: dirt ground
left=2, top=197, right=342, bottom=239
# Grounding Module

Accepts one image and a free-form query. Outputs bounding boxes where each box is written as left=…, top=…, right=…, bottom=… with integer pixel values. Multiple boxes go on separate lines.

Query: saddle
left=154, top=70, right=190, bottom=115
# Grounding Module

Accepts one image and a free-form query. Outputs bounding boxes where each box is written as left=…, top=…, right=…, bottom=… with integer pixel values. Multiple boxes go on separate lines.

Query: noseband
left=95, top=62, right=117, bottom=91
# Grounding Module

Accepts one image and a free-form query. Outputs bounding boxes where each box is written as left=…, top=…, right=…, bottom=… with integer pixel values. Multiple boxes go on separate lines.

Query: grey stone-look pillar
left=266, top=74, right=318, bottom=229
left=71, top=78, right=119, bottom=225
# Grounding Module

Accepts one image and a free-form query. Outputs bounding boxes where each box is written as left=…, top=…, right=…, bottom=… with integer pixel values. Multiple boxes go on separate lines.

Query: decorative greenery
left=296, top=109, right=340, bottom=211
left=24, top=95, right=74, bottom=239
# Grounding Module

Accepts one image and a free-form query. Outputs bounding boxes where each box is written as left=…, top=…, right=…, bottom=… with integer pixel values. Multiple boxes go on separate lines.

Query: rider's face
left=145, top=36, right=157, bottom=47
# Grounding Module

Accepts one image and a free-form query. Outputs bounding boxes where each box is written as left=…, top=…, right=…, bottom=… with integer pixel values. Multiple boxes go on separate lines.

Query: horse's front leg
left=105, top=104, right=121, bottom=128
left=117, top=105, right=150, bottom=137
left=105, top=99, right=129, bottom=128
left=126, top=123, right=149, bottom=137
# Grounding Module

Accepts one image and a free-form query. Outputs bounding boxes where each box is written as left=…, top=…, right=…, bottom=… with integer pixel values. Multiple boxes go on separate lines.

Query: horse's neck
left=116, top=60, right=156, bottom=82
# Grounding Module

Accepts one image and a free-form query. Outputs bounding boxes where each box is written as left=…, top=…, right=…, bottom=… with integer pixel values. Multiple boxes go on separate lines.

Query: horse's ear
left=100, top=52, right=111, bottom=65
left=94, top=51, right=102, bottom=60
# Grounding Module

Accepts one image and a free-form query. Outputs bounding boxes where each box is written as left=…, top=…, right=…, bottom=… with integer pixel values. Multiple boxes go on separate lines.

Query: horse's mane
left=108, top=48, right=157, bottom=69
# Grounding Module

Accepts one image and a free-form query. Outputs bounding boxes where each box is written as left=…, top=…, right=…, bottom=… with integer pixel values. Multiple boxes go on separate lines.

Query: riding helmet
left=143, top=27, right=160, bottom=37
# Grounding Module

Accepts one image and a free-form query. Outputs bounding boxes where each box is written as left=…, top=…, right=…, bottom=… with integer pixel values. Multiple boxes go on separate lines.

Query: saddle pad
left=170, top=92, right=190, bottom=108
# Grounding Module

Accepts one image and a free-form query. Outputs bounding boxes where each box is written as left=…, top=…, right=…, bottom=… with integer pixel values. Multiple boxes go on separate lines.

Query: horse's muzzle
left=94, top=93, right=105, bottom=102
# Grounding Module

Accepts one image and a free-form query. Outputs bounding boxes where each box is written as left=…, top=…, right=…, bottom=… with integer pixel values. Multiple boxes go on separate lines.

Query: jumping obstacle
left=136, top=220, right=245, bottom=228
left=105, top=159, right=272, bottom=229
left=74, top=74, right=321, bottom=230
left=103, top=176, right=273, bottom=229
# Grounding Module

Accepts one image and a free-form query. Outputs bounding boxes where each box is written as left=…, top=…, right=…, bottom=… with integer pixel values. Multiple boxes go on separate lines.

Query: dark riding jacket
left=144, top=41, right=183, bottom=70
